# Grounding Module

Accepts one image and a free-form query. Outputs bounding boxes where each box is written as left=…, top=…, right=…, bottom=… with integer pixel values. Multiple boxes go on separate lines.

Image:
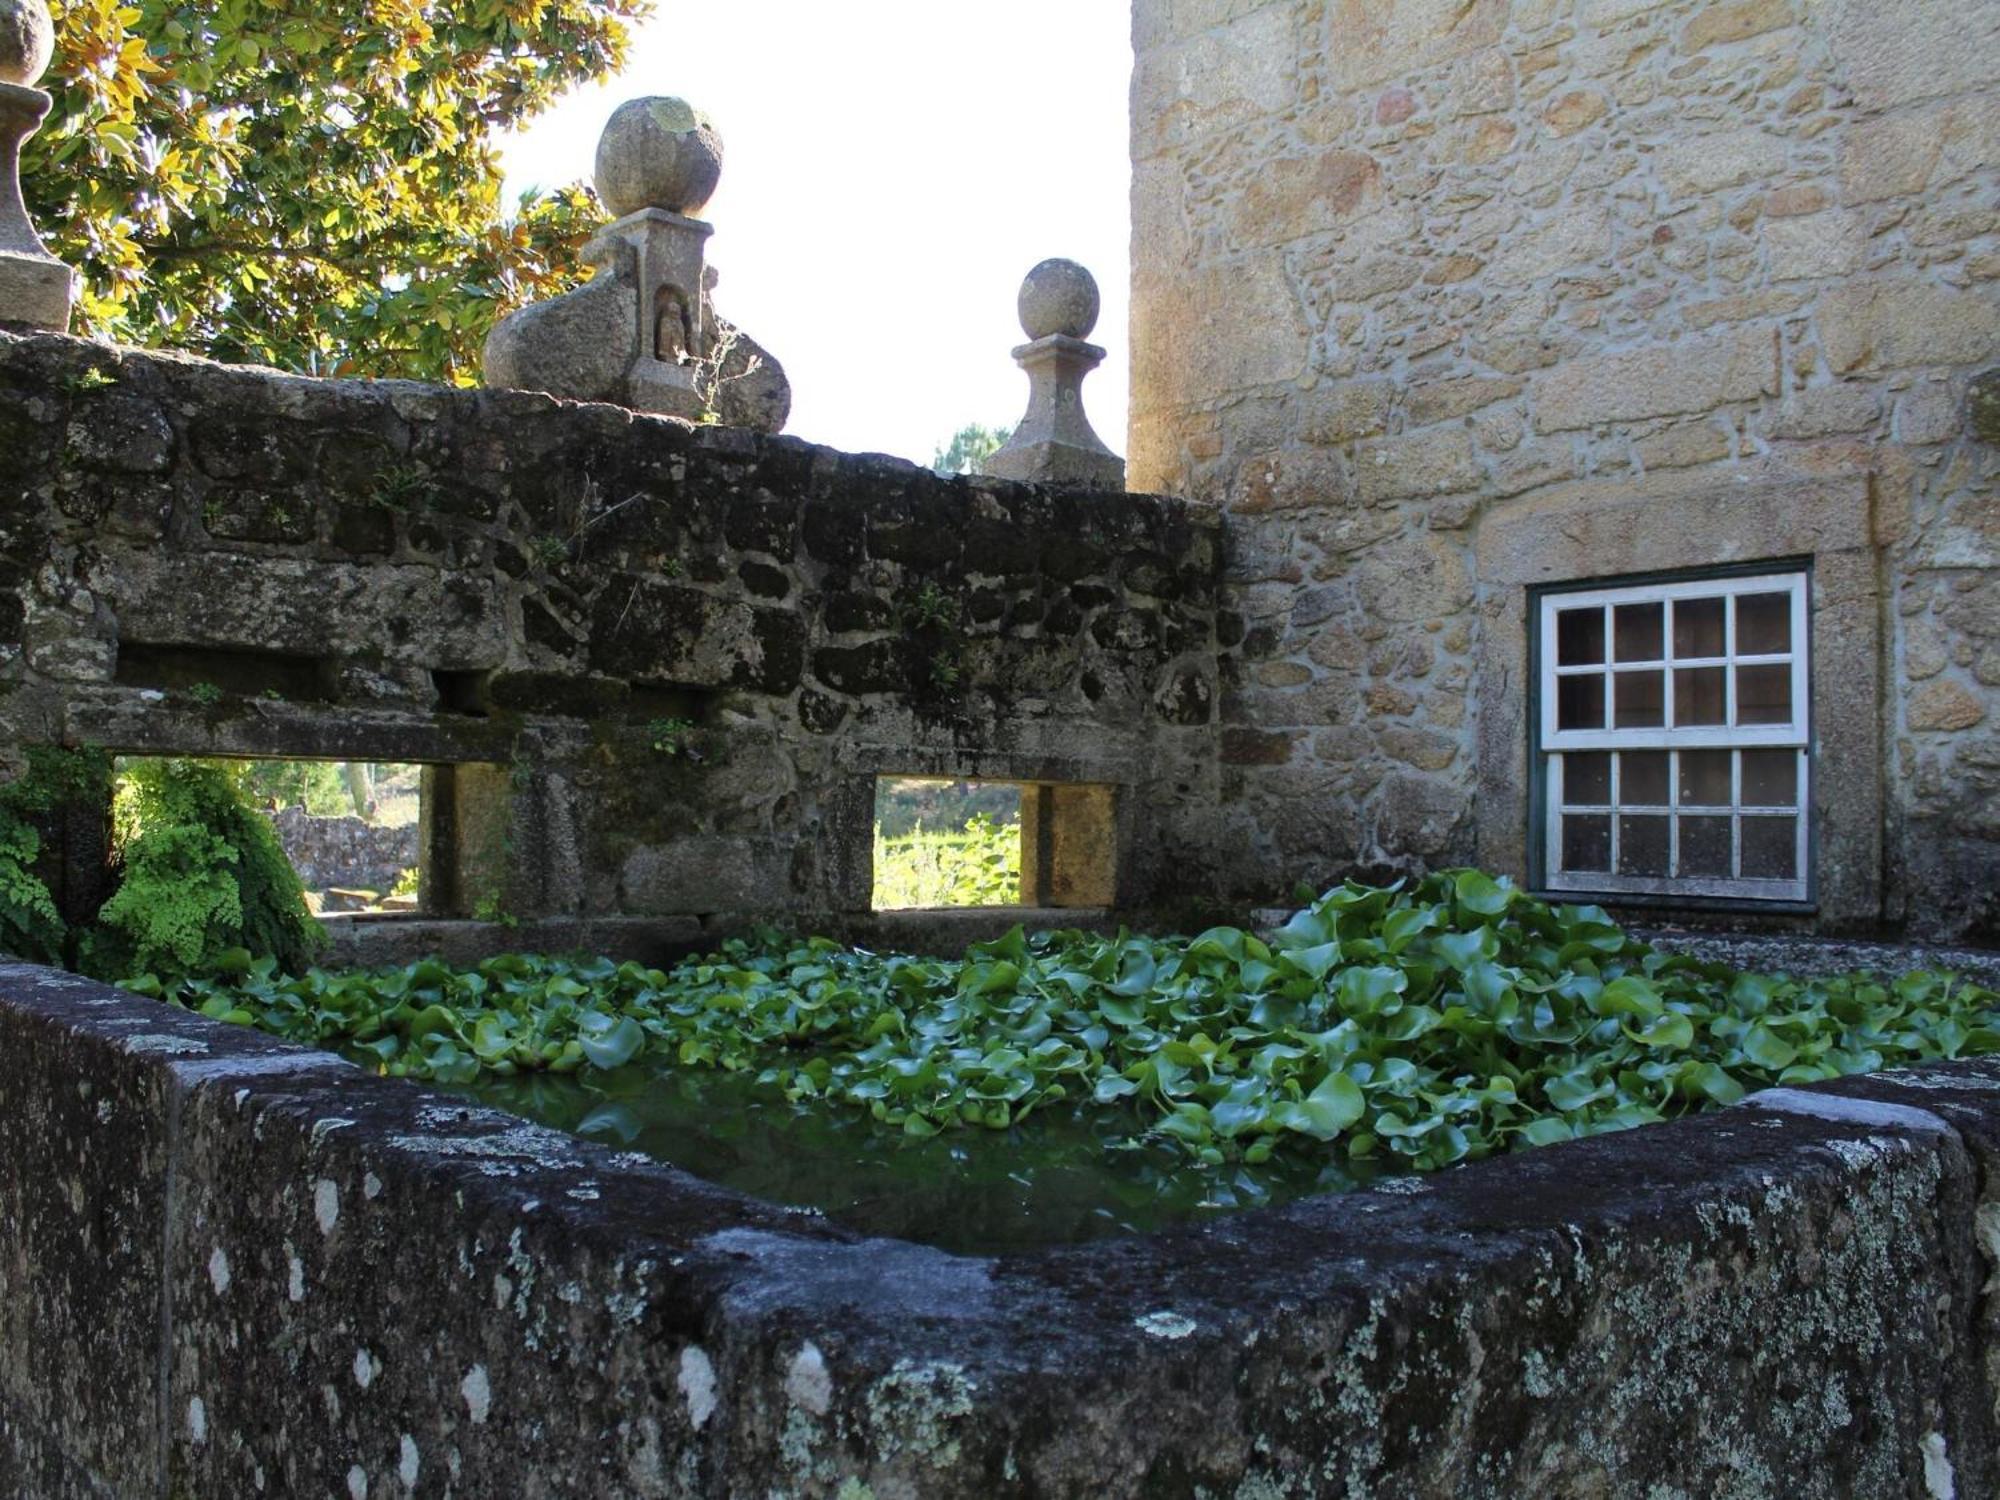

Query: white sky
left=498, top=0, right=1133, bottom=467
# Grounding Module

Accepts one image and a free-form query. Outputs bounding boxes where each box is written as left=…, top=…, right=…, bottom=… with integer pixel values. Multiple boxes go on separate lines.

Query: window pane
left=1741, top=749, right=1798, bottom=807
left=1679, top=815, right=1732, bottom=877
left=1614, top=670, right=1664, bottom=728
left=1558, top=673, right=1606, bottom=731
left=1621, top=751, right=1669, bottom=806
left=1678, top=749, right=1732, bottom=806
left=1674, top=666, right=1726, bottom=726
left=1736, top=664, right=1793, bottom=725
left=1614, top=602, right=1664, bottom=663
left=1561, top=814, right=1611, bottom=872
left=1565, top=752, right=1611, bottom=806
left=1673, top=596, right=1726, bottom=659
left=1742, top=816, right=1797, bottom=880
left=1736, top=591, right=1792, bottom=655
left=1619, top=816, right=1670, bottom=877
left=1556, top=608, right=1605, bottom=666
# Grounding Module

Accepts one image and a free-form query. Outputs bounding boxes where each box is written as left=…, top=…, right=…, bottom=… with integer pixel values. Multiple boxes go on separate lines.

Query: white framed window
left=1537, top=569, right=1810, bottom=903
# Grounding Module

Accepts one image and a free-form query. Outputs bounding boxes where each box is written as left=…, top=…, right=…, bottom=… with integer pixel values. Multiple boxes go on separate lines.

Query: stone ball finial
left=1018, top=258, right=1101, bottom=342
left=594, top=97, right=724, bottom=219
left=0, top=0, right=55, bottom=87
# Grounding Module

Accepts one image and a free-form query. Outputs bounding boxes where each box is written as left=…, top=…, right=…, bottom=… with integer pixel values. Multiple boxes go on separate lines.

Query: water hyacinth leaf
left=578, top=1016, right=645, bottom=1070
left=138, top=868, right=1999, bottom=1186
left=1292, top=1072, right=1365, bottom=1139
left=1454, top=869, right=1515, bottom=917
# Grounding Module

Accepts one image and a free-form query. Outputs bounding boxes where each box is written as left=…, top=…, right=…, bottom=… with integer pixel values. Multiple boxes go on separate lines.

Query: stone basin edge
left=3, top=957, right=1999, bottom=1498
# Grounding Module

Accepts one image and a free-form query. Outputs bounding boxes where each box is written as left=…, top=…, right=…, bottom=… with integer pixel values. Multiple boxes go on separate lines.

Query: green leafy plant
left=146, top=871, right=2000, bottom=1175
left=60, top=366, right=117, bottom=394
left=645, top=717, right=697, bottom=757
left=89, top=760, right=324, bottom=981
left=874, top=814, right=1020, bottom=909
left=0, top=747, right=113, bottom=965
left=183, top=681, right=224, bottom=709
left=28, top=0, right=647, bottom=383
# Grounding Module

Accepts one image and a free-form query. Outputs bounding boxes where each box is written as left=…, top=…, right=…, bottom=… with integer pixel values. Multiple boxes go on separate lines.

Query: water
left=444, top=1064, right=1376, bottom=1255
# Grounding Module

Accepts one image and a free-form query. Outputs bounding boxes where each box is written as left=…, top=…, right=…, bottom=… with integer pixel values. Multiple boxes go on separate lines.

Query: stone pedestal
left=982, top=258, right=1125, bottom=489
left=0, top=80, right=73, bottom=331
left=984, top=334, right=1126, bottom=489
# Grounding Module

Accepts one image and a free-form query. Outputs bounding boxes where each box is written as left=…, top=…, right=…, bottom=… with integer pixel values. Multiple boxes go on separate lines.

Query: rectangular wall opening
left=113, top=757, right=428, bottom=917
left=871, top=777, right=1118, bottom=912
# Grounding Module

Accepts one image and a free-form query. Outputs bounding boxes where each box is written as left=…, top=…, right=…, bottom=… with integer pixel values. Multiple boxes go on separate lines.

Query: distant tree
left=25, top=0, right=649, bottom=383
left=930, top=422, right=1014, bottom=476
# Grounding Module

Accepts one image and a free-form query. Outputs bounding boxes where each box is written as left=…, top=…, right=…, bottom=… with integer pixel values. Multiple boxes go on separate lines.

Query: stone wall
left=1130, top=0, right=2000, bottom=938
left=267, top=805, right=418, bottom=897
left=8, top=958, right=2000, bottom=1497
left=0, top=329, right=1221, bottom=948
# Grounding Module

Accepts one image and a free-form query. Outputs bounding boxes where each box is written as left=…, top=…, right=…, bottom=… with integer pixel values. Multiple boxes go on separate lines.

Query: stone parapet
left=0, top=328, right=1222, bottom=934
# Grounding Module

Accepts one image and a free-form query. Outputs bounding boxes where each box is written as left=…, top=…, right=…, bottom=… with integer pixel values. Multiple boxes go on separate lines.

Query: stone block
left=1769, top=384, right=1880, bottom=439
left=1485, top=203, right=1611, bottom=287
left=1298, top=380, right=1395, bottom=445
left=1909, top=679, right=1987, bottom=733
left=1680, top=0, right=1795, bottom=54
left=1236, top=148, right=1383, bottom=247
left=1825, top=0, right=2000, bottom=111
left=1656, top=130, right=1788, bottom=198
left=1405, top=375, right=1524, bottom=427
left=1819, top=280, right=2000, bottom=374
left=1533, top=328, right=1777, bottom=431
left=1764, top=210, right=1866, bottom=281
left=1355, top=428, right=1480, bottom=503
left=1327, top=0, right=1508, bottom=92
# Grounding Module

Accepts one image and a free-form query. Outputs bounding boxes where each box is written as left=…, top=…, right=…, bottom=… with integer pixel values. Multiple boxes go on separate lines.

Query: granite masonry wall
left=1130, top=0, right=2000, bottom=939
left=0, top=328, right=1221, bottom=955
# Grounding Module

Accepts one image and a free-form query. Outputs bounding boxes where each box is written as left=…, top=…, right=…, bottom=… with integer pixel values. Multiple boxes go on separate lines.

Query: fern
left=0, top=811, right=65, bottom=964
left=0, top=748, right=111, bottom=966
left=88, top=760, right=325, bottom=981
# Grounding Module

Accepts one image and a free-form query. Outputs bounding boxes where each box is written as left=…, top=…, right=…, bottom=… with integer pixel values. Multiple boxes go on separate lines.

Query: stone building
left=1130, top=0, right=2000, bottom=940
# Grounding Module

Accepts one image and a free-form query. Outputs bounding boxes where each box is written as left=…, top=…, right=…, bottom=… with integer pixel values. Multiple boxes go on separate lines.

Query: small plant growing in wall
left=684, top=322, right=760, bottom=425
left=370, top=461, right=435, bottom=513
left=60, top=367, right=117, bottom=395
left=646, top=717, right=699, bottom=758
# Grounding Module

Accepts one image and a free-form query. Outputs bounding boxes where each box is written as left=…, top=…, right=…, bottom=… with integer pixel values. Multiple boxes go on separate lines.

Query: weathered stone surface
left=1819, top=280, right=2000, bottom=374
left=593, top=96, right=723, bottom=218
left=1909, top=678, right=1987, bottom=733
left=1533, top=329, right=1777, bottom=431
left=0, top=329, right=1220, bottom=936
left=16, top=963, right=2000, bottom=1497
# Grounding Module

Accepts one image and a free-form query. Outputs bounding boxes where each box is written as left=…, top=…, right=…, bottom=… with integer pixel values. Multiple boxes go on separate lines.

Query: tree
left=930, top=421, right=1014, bottom=476
left=24, top=0, right=650, bottom=383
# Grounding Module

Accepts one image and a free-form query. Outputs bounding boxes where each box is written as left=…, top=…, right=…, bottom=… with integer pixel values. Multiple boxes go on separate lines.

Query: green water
left=445, top=1064, right=1378, bottom=1255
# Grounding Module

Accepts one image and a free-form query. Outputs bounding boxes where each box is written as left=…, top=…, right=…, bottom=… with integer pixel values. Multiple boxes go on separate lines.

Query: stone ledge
left=3, top=961, right=1999, bottom=1495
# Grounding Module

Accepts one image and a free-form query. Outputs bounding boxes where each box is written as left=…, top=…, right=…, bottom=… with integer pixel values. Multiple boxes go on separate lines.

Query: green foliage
left=930, top=422, right=1014, bottom=477
left=645, top=717, right=697, bottom=757
left=28, top=0, right=647, bottom=382
left=149, top=871, right=2000, bottom=1174
left=875, top=778, right=1020, bottom=839
left=231, top=759, right=350, bottom=817
left=0, top=748, right=113, bottom=965
left=91, top=760, right=323, bottom=980
left=873, top=815, right=1021, bottom=910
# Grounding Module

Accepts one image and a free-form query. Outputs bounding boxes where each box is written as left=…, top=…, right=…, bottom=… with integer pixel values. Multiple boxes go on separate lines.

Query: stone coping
left=3, top=959, right=1999, bottom=1496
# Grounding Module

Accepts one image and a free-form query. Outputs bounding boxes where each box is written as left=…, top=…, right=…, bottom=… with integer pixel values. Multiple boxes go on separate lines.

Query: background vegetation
left=26, top=0, right=648, bottom=381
